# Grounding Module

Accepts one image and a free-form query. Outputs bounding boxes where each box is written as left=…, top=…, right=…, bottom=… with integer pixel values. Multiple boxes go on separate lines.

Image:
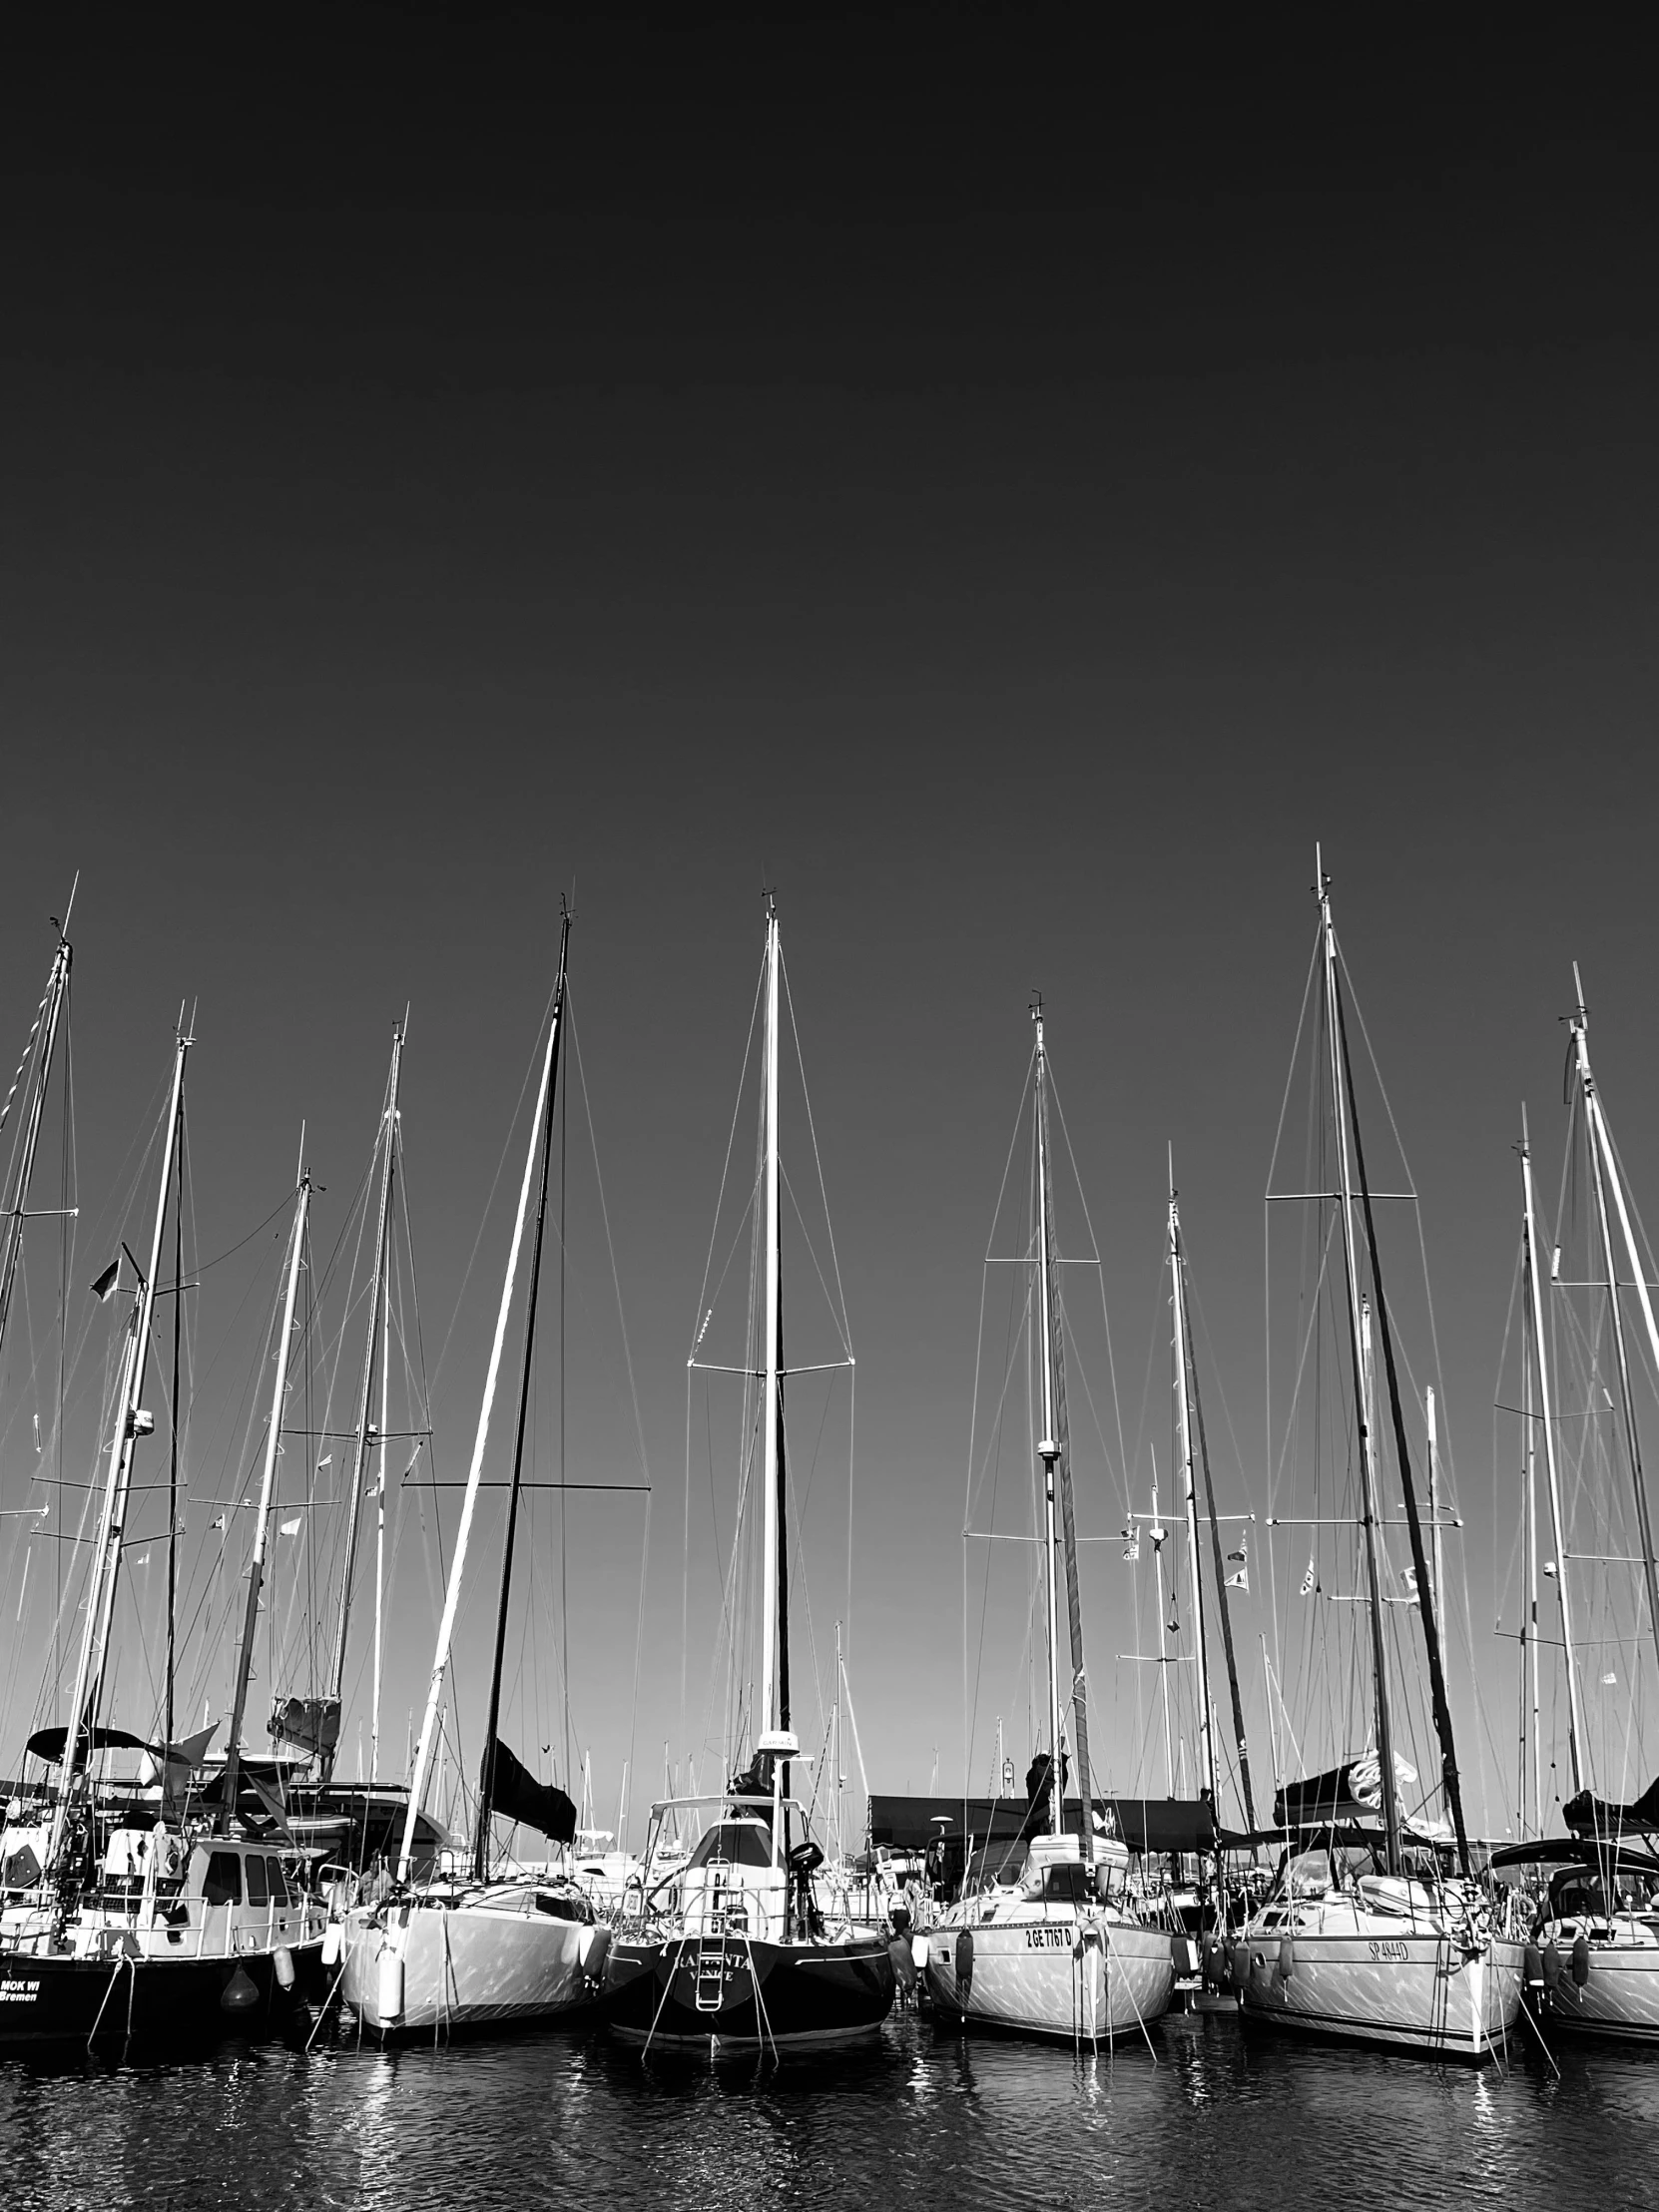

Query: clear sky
left=2, top=16, right=1657, bottom=1847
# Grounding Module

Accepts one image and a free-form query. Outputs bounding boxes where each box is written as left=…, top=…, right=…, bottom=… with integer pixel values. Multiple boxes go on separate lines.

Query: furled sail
left=1275, top=1752, right=1417, bottom=1828
left=485, top=1739, right=577, bottom=1846
left=1563, top=1776, right=1659, bottom=1838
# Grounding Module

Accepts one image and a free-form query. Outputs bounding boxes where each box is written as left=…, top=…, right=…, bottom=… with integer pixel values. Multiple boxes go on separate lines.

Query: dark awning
left=866, top=1795, right=1047, bottom=1854
left=1104, top=1797, right=1217, bottom=1856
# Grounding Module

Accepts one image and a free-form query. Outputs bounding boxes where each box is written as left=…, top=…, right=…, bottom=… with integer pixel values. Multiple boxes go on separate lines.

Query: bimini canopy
left=26, top=1724, right=153, bottom=1769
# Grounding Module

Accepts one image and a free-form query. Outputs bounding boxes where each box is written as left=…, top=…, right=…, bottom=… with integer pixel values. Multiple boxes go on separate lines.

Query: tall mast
left=1150, top=1463, right=1174, bottom=1793
left=166, top=1080, right=185, bottom=1756
left=1031, top=1000, right=1066, bottom=1839
left=222, top=1146, right=311, bottom=1827
left=1169, top=1165, right=1217, bottom=1817
left=1567, top=974, right=1659, bottom=1680
left=371, top=1087, right=395, bottom=1783
left=1317, top=852, right=1401, bottom=1874
left=1520, top=1105, right=1584, bottom=1794
left=1519, top=1261, right=1542, bottom=1831
left=1425, top=1388, right=1444, bottom=1644
left=0, top=893, right=76, bottom=1368
left=47, top=1018, right=188, bottom=1875
left=1331, top=897, right=1471, bottom=1876
left=760, top=901, right=790, bottom=1862
left=475, top=913, right=569, bottom=1878
left=323, top=1018, right=405, bottom=1774
left=1178, top=1243, right=1260, bottom=1834
left=398, top=943, right=564, bottom=1881
left=1039, top=1014, right=1091, bottom=1838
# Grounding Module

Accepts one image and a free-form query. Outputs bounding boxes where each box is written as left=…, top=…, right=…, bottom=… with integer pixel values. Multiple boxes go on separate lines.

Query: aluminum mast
left=46, top=1020, right=188, bottom=1874
left=1317, top=851, right=1401, bottom=1874
left=1520, top=1106, right=1584, bottom=1795
left=322, top=1019, right=405, bottom=1778
left=1032, top=1000, right=1066, bottom=1841
left=222, top=1148, right=311, bottom=1825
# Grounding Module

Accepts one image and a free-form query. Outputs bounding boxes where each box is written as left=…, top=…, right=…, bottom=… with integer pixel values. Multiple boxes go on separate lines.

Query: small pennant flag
left=1402, top=1566, right=1418, bottom=1594
left=316, top=1453, right=331, bottom=1469
left=278, top=1515, right=302, bottom=1536
left=90, top=1258, right=120, bottom=1303
left=1299, top=1558, right=1316, bottom=1597
left=1602, top=1672, right=1618, bottom=1685
left=133, top=1549, right=150, bottom=1566
left=211, top=1513, right=227, bottom=1532
left=1228, top=1547, right=1246, bottom=1564
left=1225, top=1567, right=1249, bottom=1591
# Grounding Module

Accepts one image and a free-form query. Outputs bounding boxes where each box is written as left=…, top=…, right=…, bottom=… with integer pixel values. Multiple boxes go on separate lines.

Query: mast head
left=1029, top=990, right=1045, bottom=1062
left=1563, top=963, right=1592, bottom=1086
left=1313, top=842, right=1334, bottom=932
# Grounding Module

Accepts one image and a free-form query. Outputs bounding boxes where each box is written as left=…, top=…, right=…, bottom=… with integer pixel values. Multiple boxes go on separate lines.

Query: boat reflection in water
left=606, top=1785, right=895, bottom=2052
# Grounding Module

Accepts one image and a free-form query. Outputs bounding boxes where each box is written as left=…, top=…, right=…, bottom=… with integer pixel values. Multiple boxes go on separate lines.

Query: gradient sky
left=2, top=17, right=1657, bottom=1845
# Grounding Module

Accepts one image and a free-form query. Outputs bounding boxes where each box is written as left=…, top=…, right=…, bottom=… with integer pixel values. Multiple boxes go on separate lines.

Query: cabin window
left=202, top=1853, right=243, bottom=1906
left=688, top=1822, right=774, bottom=1871
left=1041, top=1865, right=1092, bottom=1904
left=267, top=1858, right=291, bottom=1907
left=245, top=1855, right=269, bottom=1906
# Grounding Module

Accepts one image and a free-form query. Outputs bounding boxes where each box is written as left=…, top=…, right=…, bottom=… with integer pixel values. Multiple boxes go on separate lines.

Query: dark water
left=3, top=2006, right=1655, bottom=2212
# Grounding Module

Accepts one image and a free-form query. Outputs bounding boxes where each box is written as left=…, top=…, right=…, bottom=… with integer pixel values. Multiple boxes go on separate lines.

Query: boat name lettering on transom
left=1368, top=1939, right=1409, bottom=1962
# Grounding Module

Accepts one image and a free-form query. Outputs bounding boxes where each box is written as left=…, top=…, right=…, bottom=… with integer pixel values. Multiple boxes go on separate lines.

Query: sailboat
left=924, top=1000, right=1175, bottom=2044
left=1487, top=983, right=1659, bottom=2040
left=341, top=912, right=606, bottom=2039
left=1236, top=854, right=1520, bottom=2060
left=0, top=1016, right=325, bottom=2043
left=604, top=900, right=896, bottom=2052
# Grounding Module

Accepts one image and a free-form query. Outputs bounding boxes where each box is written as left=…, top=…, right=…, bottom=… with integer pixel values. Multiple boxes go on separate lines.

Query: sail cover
left=486, top=1739, right=577, bottom=1846
left=269, top=1695, right=341, bottom=1755
left=1563, top=1776, right=1659, bottom=1838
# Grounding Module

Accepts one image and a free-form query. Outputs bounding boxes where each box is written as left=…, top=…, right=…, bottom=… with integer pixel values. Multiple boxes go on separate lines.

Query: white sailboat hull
left=1540, top=1932, right=1659, bottom=2041
left=341, top=1895, right=602, bottom=2039
left=1237, top=1925, right=1522, bottom=2062
left=925, top=1913, right=1174, bottom=2043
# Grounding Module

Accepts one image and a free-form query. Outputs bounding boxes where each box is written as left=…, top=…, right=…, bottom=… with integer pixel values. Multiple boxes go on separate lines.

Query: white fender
left=376, top=1945, right=405, bottom=2024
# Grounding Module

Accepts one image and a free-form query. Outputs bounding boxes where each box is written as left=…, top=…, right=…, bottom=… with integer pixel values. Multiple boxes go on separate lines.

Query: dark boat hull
left=605, top=1930, right=895, bottom=2051
left=0, top=1941, right=322, bottom=2048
